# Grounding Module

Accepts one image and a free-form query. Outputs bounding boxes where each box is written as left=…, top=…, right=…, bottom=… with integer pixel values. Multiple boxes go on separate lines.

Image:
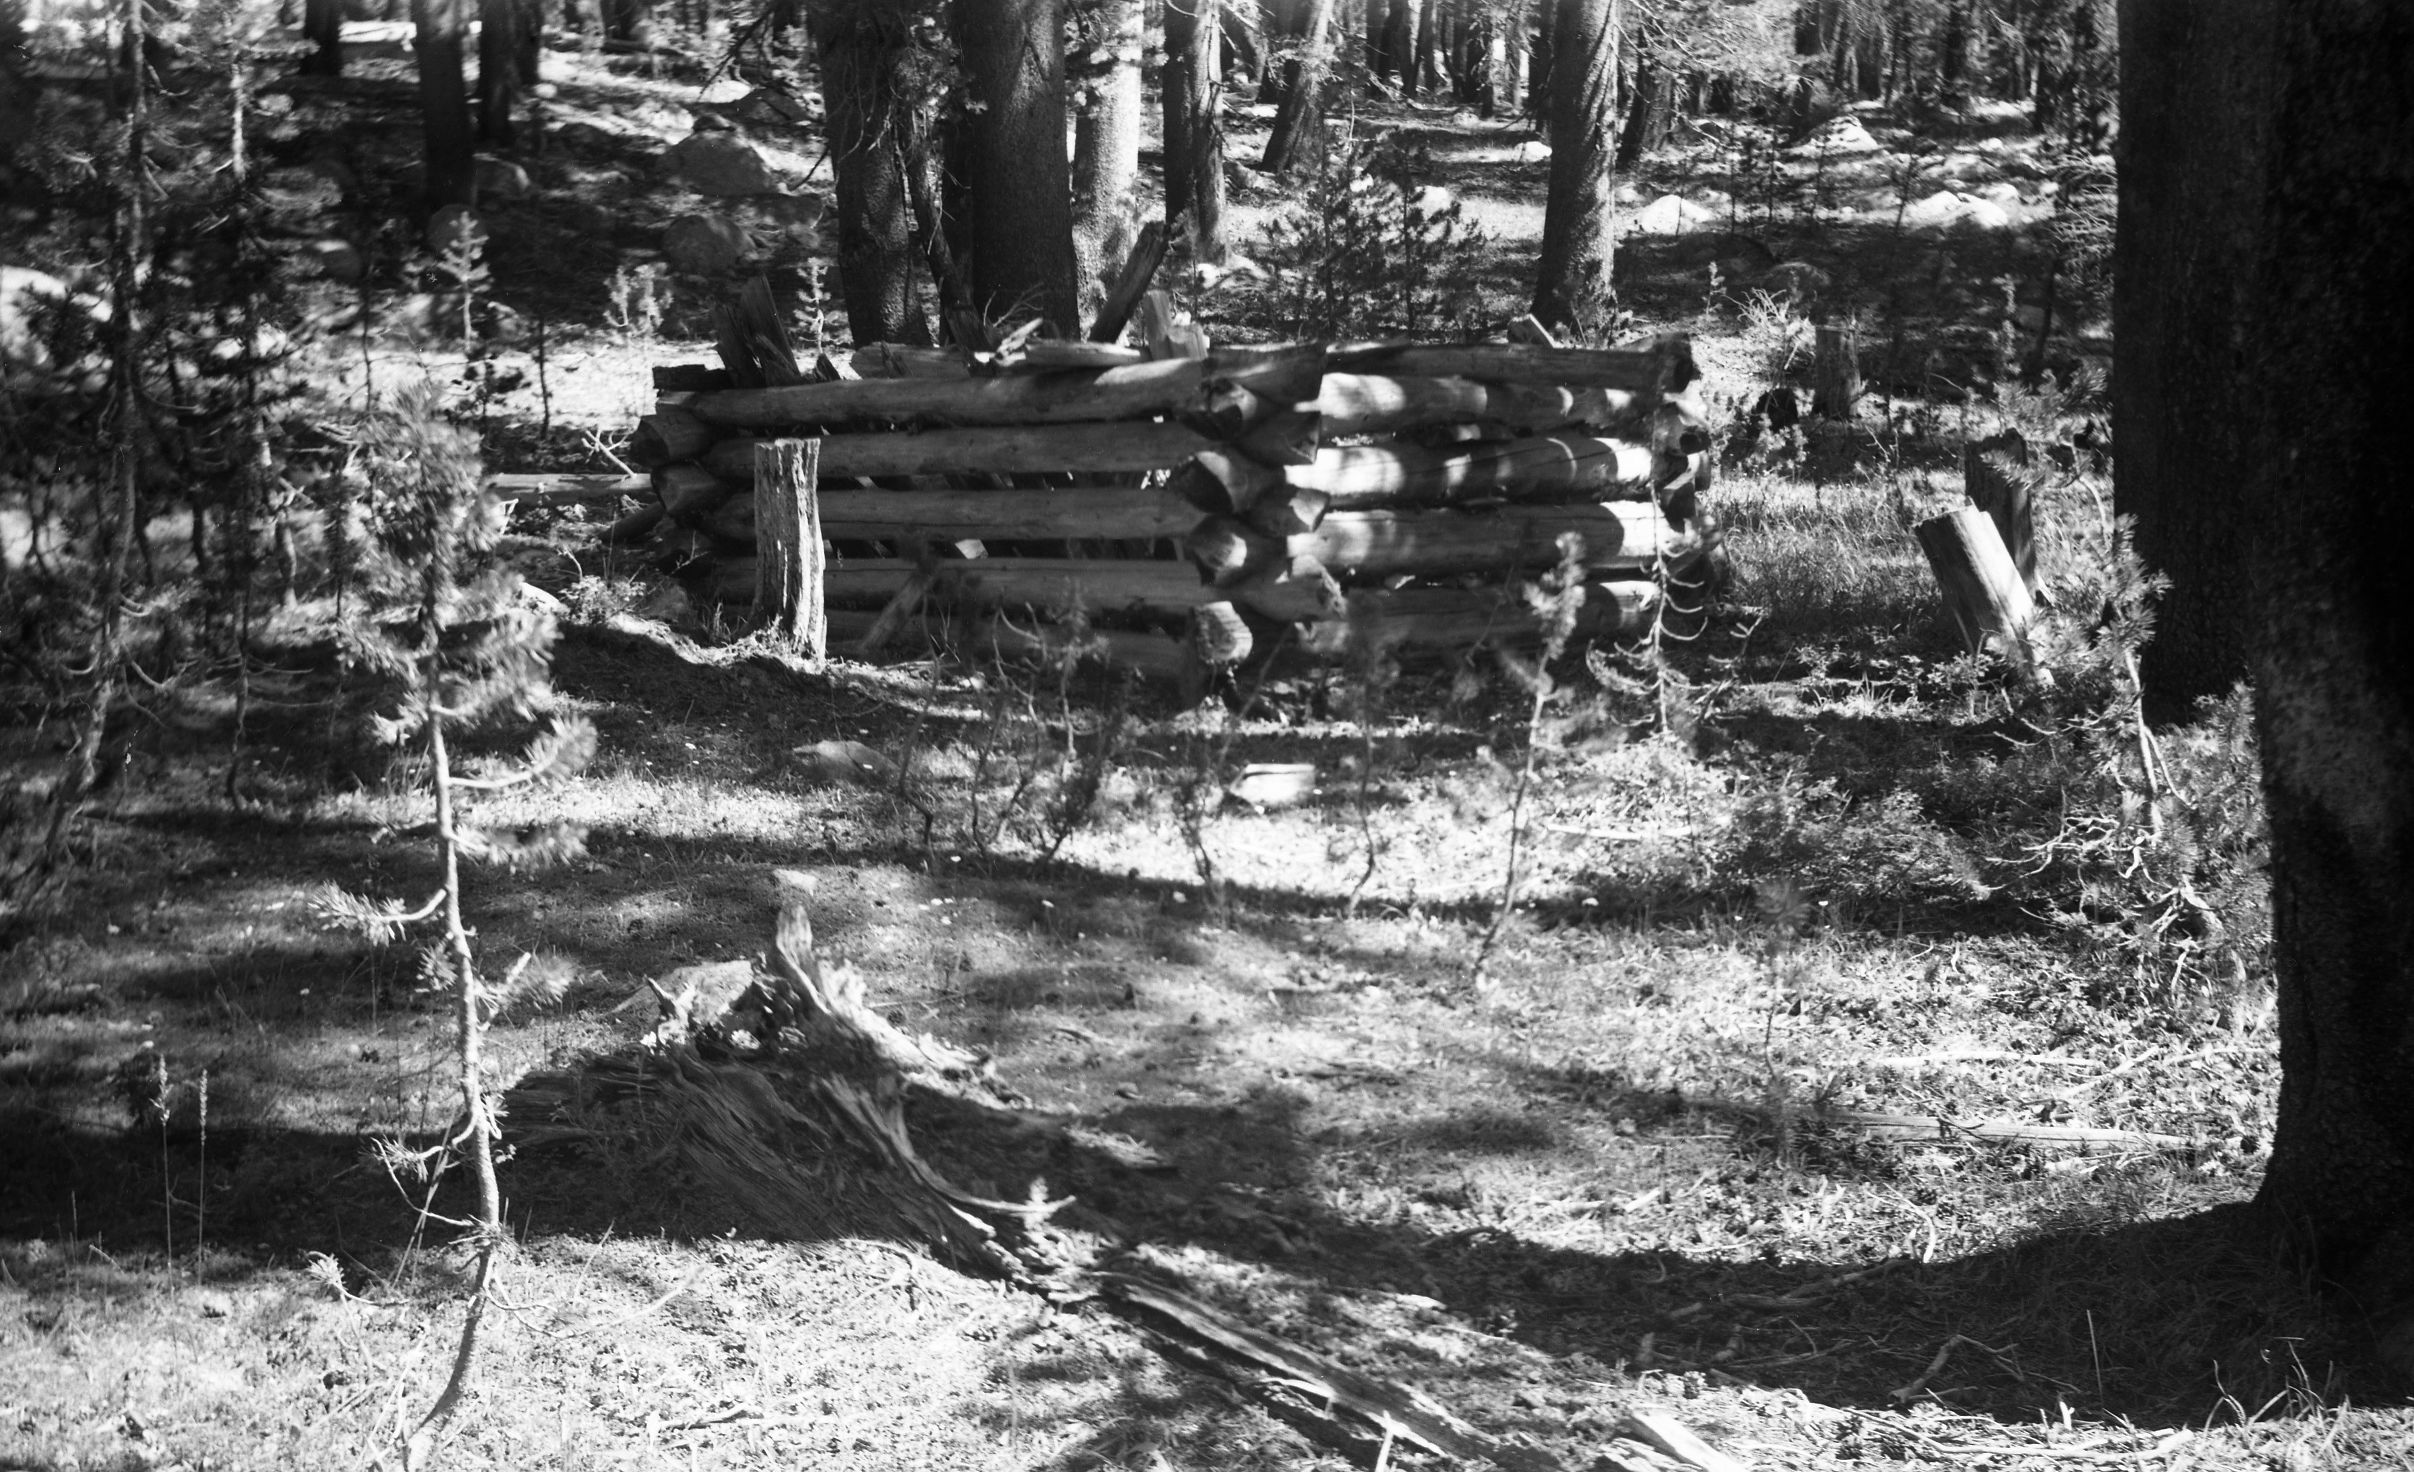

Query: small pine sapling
left=309, top=382, right=593, bottom=1472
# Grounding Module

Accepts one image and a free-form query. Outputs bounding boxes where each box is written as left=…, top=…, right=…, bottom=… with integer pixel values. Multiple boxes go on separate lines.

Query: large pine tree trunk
left=2112, top=0, right=2271, bottom=724
left=817, top=0, right=933, bottom=345
left=1071, top=0, right=1143, bottom=319
left=1260, top=0, right=1337, bottom=174
left=302, top=0, right=344, bottom=75
left=1162, top=0, right=1227, bottom=260
left=413, top=0, right=476, bottom=211
left=2237, top=2, right=2414, bottom=1342
left=1412, top=0, right=1440, bottom=93
left=476, top=0, right=532, bottom=146
left=959, top=0, right=1081, bottom=333
left=1529, top=0, right=1617, bottom=332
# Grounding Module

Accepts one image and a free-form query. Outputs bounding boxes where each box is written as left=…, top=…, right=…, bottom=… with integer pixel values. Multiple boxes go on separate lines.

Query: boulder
left=1626, top=193, right=1716, bottom=235
left=474, top=154, right=533, bottom=201
left=1789, top=115, right=1881, bottom=156
left=751, top=190, right=826, bottom=230
left=669, top=131, right=777, bottom=197
left=1764, top=261, right=1833, bottom=299
left=664, top=214, right=751, bottom=276
left=425, top=203, right=486, bottom=256
left=1901, top=190, right=2013, bottom=231
left=306, top=238, right=364, bottom=283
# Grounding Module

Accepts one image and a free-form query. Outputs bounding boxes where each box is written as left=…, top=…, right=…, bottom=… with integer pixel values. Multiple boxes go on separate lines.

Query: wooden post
left=1812, top=318, right=1861, bottom=420
left=1963, top=429, right=2037, bottom=598
left=754, top=438, right=827, bottom=660
left=1915, top=507, right=2036, bottom=669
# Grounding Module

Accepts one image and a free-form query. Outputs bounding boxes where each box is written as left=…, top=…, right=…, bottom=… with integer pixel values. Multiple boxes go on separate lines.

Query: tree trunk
left=1163, top=0, right=1227, bottom=260
left=815, top=0, right=932, bottom=346
left=601, top=0, right=653, bottom=42
left=1529, top=0, right=1618, bottom=333
left=476, top=0, right=532, bottom=146
left=302, top=0, right=343, bottom=75
left=1412, top=0, right=1440, bottom=93
left=1261, top=0, right=1337, bottom=174
left=1071, top=0, right=1143, bottom=321
left=959, top=0, right=1081, bottom=334
left=2237, top=2, right=2414, bottom=1340
left=413, top=0, right=476, bottom=211
left=1614, top=47, right=1671, bottom=168
left=1527, top=0, right=1550, bottom=114
left=2113, top=0, right=2271, bottom=725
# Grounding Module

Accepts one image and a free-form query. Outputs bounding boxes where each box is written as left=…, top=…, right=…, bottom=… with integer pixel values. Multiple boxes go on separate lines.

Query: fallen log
left=1314, top=374, right=1655, bottom=437
left=703, top=485, right=1204, bottom=544
left=1292, top=580, right=1663, bottom=656
left=1186, top=503, right=1693, bottom=581
left=484, top=472, right=650, bottom=506
left=1187, top=433, right=1659, bottom=513
left=705, top=555, right=1330, bottom=622
left=1326, top=339, right=1676, bottom=392
left=684, top=356, right=1210, bottom=431
left=628, top=408, right=715, bottom=467
left=655, top=464, right=742, bottom=521
left=701, top=421, right=1214, bottom=480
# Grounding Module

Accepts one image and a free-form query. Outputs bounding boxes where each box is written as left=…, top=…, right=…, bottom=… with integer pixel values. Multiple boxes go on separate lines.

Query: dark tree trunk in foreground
left=2236, top=3, right=2414, bottom=1342
left=1071, top=0, right=1143, bottom=318
left=815, top=0, right=931, bottom=345
left=2114, top=0, right=2270, bottom=725
left=413, top=0, right=476, bottom=211
left=1530, top=0, right=1617, bottom=332
left=1162, top=0, right=1226, bottom=259
left=1260, top=0, right=1336, bottom=174
left=476, top=0, right=532, bottom=146
left=1615, top=47, right=1672, bottom=168
left=960, top=0, right=1082, bottom=332
left=302, top=0, right=343, bottom=75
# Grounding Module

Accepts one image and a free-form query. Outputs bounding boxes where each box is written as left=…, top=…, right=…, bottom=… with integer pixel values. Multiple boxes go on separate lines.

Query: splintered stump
left=1916, top=506, right=2036, bottom=669
left=754, top=438, right=826, bottom=659
left=1964, top=429, right=2038, bottom=598
left=1812, top=320, right=1861, bottom=420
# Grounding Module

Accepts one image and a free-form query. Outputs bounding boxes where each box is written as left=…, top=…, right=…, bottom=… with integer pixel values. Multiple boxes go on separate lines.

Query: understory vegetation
left=1, top=5, right=2400, bottom=1472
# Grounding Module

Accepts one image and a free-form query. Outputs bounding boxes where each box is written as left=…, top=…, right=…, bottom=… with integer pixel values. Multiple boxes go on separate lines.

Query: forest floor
left=4, top=25, right=2410, bottom=1472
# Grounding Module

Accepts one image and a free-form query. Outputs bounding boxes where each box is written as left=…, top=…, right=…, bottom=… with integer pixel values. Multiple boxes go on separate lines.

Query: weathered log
left=484, top=472, right=651, bottom=505
left=753, top=439, right=827, bottom=658
left=1313, top=374, right=1653, bottom=437
left=1185, top=517, right=1256, bottom=585
left=1015, top=341, right=1150, bottom=371
left=652, top=363, right=730, bottom=392
left=1246, top=487, right=1331, bottom=536
left=1292, top=580, right=1661, bottom=656
left=703, top=485, right=1204, bottom=543
left=857, top=343, right=970, bottom=379
left=1290, top=433, right=1659, bottom=509
left=981, top=613, right=1189, bottom=680
left=1326, top=339, right=1674, bottom=391
left=856, top=568, right=937, bottom=655
left=1295, top=503, right=1694, bottom=577
left=1135, top=289, right=1209, bottom=358
left=1812, top=319, right=1861, bottom=419
left=702, top=421, right=1215, bottom=480
left=603, top=501, right=667, bottom=545
left=686, top=355, right=1210, bottom=430
left=1964, top=429, right=2038, bottom=597
left=705, top=555, right=1329, bottom=622
left=655, top=464, right=742, bottom=521
left=1205, top=343, right=1331, bottom=407
left=628, top=408, right=715, bottom=467
left=1915, top=507, right=2036, bottom=666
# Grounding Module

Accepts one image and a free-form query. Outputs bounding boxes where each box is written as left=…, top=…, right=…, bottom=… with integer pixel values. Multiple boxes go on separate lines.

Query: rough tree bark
left=1162, top=0, right=1227, bottom=260
left=302, top=0, right=343, bottom=75
left=1071, top=0, right=1143, bottom=318
left=815, top=0, right=932, bottom=345
left=413, top=0, right=476, bottom=211
left=1260, top=0, right=1337, bottom=174
left=2113, top=0, right=2270, bottom=725
left=958, top=0, right=1081, bottom=332
left=2232, top=2, right=2414, bottom=1351
left=476, top=0, right=533, bottom=146
left=1530, top=0, right=1618, bottom=332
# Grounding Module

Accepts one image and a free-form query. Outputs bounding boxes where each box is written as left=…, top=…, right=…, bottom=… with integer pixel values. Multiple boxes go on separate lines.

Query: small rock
left=733, top=86, right=812, bottom=126
left=663, top=213, right=751, bottom=275
left=1764, top=260, right=1832, bottom=298
left=1901, top=189, right=2013, bottom=231
left=635, top=581, right=693, bottom=623
left=751, top=190, right=826, bottom=230
left=1626, top=194, right=1716, bottom=236
left=474, top=154, right=532, bottom=201
left=668, top=131, right=777, bottom=197
left=531, top=81, right=558, bottom=101
left=792, top=739, right=899, bottom=788
left=196, top=1289, right=235, bottom=1318
left=553, top=120, right=618, bottom=153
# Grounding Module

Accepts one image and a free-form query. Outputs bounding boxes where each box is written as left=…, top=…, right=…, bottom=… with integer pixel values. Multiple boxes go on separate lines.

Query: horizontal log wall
left=590, top=327, right=1712, bottom=682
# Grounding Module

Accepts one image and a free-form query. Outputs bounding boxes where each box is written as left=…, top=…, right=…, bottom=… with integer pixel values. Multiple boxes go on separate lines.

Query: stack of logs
left=577, top=322, right=1713, bottom=687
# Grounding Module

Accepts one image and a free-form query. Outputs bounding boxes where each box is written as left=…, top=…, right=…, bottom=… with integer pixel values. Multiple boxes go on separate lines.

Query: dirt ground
left=2, top=22, right=2405, bottom=1472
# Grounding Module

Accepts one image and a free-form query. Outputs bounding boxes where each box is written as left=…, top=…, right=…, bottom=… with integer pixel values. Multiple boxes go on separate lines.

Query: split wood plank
left=1327, top=339, right=1675, bottom=392
left=700, top=421, right=1214, bottom=480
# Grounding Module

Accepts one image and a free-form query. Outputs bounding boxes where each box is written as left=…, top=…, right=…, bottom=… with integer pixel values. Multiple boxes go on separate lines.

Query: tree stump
left=1963, top=429, right=2037, bottom=598
left=1812, top=319, right=1861, bottom=420
left=1915, top=507, right=2036, bottom=671
left=754, top=438, right=827, bottom=660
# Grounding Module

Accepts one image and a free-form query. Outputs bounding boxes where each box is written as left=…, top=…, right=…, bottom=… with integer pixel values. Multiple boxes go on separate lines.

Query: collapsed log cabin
left=500, top=293, right=1716, bottom=691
